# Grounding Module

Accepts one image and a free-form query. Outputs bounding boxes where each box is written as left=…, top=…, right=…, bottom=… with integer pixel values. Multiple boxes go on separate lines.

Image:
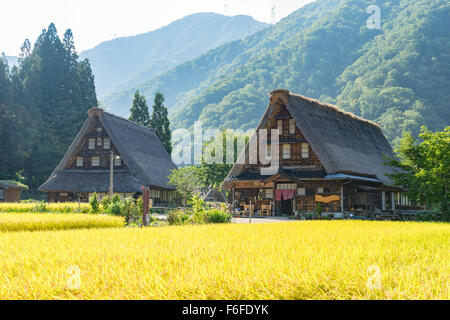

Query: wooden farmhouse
left=0, top=180, right=28, bottom=202
left=222, top=89, right=410, bottom=218
left=38, top=108, right=178, bottom=204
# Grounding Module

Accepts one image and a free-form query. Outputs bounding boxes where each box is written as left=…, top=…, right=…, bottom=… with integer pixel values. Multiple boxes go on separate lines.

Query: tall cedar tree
left=128, top=90, right=150, bottom=126
left=0, top=23, right=97, bottom=192
left=150, top=92, right=172, bottom=155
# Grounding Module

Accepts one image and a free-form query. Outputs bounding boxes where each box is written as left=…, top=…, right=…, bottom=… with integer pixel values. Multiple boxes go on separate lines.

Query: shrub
left=101, top=195, right=112, bottom=210
left=205, top=209, right=232, bottom=223
left=32, top=201, right=48, bottom=213
left=89, top=193, right=100, bottom=213
left=167, top=210, right=190, bottom=225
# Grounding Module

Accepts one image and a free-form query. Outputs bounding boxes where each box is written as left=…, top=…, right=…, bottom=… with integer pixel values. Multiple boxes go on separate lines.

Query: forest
left=0, top=24, right=97, bottom=193
left=105, top=0, right=449, bottom=146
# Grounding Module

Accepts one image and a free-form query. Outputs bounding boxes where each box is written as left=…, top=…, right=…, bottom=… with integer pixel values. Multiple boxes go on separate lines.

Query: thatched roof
left=0, top=180, right=28, bottom=190
left=200, top=188, right=227, bottom=203
left=39, top=108, right=177, bottom=193
left=223, top=89, right=395, bottom=187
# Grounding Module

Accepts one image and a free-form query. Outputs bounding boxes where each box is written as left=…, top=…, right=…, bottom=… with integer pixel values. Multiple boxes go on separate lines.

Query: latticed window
left=298, top=188, right=306, bottom=196
left=282, top=144, right=291, bottom=159
left=91, top=157, right=100, bottom=167
left=114, top=157, right=122, bottom=167
left=289, top=119, right=296, bottom=134
left=277, top=120, right=283, bottom=135
left=103, top=138, right=110, bottom=149
left=301, top=143, right=309, bottom=158
left=76, top=157, right=83, bottom=167
left=88, top=138, right=95, bottom=150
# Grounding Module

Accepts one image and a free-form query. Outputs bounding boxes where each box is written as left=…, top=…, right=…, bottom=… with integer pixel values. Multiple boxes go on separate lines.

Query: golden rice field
left=0, top=221, right=448, bottom=300
left=0, top=202, right=90, bottom=213
left=0, top=213, right=124, bottom=232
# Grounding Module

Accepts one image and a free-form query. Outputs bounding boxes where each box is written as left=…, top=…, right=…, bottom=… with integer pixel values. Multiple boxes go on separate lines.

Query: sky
left=1, top=0, right=315, bottom=56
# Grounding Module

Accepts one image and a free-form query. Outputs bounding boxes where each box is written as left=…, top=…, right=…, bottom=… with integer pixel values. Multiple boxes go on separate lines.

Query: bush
left=205, top=209, right=232, bottom=223
left=101, top=195, right=112, bottom=210
left=32, top=201, right=48, bottom=213
left=89, top=193, right=100, bottom=213
left=167, top=210, right=190, bottom=225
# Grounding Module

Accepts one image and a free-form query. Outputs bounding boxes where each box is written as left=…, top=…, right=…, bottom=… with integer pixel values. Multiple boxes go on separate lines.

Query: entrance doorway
left=280, top=199, right=293, bottom=216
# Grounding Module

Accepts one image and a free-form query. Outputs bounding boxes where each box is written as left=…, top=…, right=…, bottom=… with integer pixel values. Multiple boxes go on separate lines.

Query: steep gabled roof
left=223, top=89, right=395, bottom=187
left=39, top=108, right=177, bottom=192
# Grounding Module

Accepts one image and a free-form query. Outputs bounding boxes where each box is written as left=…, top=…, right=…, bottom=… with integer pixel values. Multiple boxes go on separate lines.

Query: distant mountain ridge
left=80, top=12, right=268, bottom=97
left=104, top=0, right=449, bottom=145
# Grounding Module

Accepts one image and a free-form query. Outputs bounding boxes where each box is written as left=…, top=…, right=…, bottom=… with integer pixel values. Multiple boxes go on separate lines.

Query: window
left=88, top=138, right=95, bottom=150
left=0, top=189, right=4, bottom=200
left=100, top=157, right=107, bottom=167
left=301, top=143, right=309, bottom=158
left=277, top=120, right=283, bottom=135
left=114, top=158, right=122, bottom=167
left=103, top=138, right=110, bottom=149
left=306, top=188, right=315, bottom=196
left=97, top=127, right=102, bottom=132
left=76, top=157, right=83, bottom=167
left=317, top=187, right=324, bottom=194
left=266, top=189, right=273, bottom=199
left=298, top=188, right=306, bottom=196
left=324, top=188, right=331, bottom=194
left=97, top=137, right=102, bottom=146
left=282, top=144, right=291, bottom=159
left=289, top=119, right=295, bottom=134
left=278, top=184, right=296, bottom=190
left=91, top=157, right=100, bottom=167
left=150, top=189, right=160, bottom=199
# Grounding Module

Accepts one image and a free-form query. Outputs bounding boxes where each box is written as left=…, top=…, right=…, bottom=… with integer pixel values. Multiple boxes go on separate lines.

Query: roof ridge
left=103, top=111, right=157, bottom=132
left=292, top=93, right=381, bottom=128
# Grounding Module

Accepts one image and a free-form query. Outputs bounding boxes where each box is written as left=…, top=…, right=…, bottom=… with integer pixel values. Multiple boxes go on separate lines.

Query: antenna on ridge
left=271, top=5, right=276, bottom=25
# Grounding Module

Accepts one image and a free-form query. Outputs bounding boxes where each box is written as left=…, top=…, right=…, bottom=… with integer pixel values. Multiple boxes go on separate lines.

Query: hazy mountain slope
left=171, top=0, right=448, bottom=144
left=80, top=13, right=268, bottom=97
left=103, top=0, right=342, bottom=116
left=104, top=0, right=449, bottom=145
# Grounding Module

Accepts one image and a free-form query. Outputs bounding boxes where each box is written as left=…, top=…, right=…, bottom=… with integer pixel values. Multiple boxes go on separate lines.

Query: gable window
left=76, top=157, right=83, bottom=167
left=277, top=120, right=283, bottom=135
left=266, top=144, right=271, bottom=160
left=88, top=138, right=95, bottom=150
left=103, top=138, right=110, bottom=149
left=97, top=127, right=102, bottom=132
left=97, top=137, right=102, bottom=147
left=282, top=144, right=291, bottom=159
left=301, top=143, right=309, bottom=158
left=306, top=188, right=315, bottom=196
left=114, top=157, right=122, bottom=167
left=91, top=157, right=100, bottom=167
left=289, top=119, right=295, bottom=134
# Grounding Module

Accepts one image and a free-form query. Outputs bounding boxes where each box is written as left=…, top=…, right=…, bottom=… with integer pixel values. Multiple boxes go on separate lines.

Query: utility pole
left=109, top=151, right=114, bottom=196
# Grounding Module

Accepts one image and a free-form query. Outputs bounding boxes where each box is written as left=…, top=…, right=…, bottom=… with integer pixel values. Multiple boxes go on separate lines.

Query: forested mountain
left=0, top=24, right=97, bottom=191
left=105, top=0, right=449, bottom=145
left=80, top=13, right=267, bottom=97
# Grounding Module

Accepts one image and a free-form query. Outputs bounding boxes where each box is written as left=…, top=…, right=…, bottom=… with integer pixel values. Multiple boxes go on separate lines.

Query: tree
left=386, top=126, right=450, bottom=220
left=168, top=166, right=201, bottom=207
left=198, top=129, right=250, bottom=190
left=150, top=91, right=172, bottom=155
left=129, top=90, right=150, bottom=126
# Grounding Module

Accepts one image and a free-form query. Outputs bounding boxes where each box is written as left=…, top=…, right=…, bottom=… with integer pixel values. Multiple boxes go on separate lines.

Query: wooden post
left=382, top=191, right=386, bottom=211
left=109, top=151, right=114, bottom=196
left=391, top=192, right=396, bottom=211
left=142, top=186, right=150, bottom=227
left=249, top=199, right=252, bottom=224
left=340, top=183, right=344, bottom=215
